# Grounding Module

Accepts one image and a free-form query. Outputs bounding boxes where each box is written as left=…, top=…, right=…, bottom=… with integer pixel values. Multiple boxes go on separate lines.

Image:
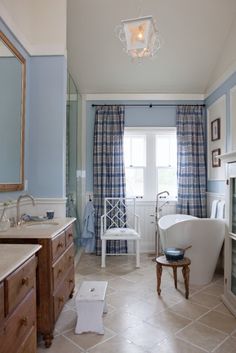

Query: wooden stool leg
left=156, top=263, right=162, bottom=295
left=182, top=265, right=190, bottom=299
left=173, top=267, right=177, bottom=289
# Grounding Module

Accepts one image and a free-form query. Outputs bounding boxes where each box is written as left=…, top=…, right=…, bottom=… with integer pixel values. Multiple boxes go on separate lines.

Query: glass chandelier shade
left=116, top=15, right=161, bottom=60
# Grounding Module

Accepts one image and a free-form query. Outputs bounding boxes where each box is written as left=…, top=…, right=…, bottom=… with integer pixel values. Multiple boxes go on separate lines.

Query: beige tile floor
left=37, top=253, right=236, bottom=353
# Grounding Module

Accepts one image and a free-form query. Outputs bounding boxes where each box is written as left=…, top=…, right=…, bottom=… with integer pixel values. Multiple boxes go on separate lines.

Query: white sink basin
left=25, top=222, right=59, bottom=229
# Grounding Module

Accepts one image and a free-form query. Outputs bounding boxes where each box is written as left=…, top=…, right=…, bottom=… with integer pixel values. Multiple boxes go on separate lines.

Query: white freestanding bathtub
left=158, top=214, right=225, bottom=285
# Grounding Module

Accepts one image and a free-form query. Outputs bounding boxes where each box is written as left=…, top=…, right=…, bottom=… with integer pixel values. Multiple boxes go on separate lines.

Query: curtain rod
left=91, top=103, right=205, bottom=108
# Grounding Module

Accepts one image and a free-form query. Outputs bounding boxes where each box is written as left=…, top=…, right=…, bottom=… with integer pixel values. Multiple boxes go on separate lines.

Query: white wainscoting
left=128, top=201, right=177, bottom=254
left=0, top=197, right=67, bottom=222
left=206, top=192, right=225, bottom=217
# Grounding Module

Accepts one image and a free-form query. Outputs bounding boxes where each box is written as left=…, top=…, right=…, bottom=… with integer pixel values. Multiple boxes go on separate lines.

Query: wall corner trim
left=205, top=61, right=236, bottom=99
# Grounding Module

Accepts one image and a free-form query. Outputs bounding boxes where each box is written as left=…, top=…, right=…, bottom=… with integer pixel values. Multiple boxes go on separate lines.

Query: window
left=124, top=128, right=177, bottom=200
left=124, top=134, right=146, bottom=198
left=156, top=132, right=177, bottom=198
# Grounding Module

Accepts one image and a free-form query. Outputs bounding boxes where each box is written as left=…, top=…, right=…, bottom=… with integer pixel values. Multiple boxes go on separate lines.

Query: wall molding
left=0, top=10, right=31, bottom=55
left=206, top=192, right=225, bottom=199
left=205, top=61, right=236, bottom=99
left=0, top=10, right=66, bottom=56
left=84, top=93, right=205, bottom=101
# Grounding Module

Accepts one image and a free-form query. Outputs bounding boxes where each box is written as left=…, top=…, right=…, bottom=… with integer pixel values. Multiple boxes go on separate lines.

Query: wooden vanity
left=0, top=217, right=76, bottom=348
left=0, top=244, right=41, bottom=353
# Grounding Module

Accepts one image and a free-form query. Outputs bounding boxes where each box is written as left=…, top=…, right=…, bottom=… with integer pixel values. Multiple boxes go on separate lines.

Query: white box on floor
left=75, top=280, right=108, bottom=334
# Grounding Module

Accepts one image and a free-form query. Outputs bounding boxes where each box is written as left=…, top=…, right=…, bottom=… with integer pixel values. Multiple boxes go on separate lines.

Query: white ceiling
left=67, top=0, right=236, bottom=95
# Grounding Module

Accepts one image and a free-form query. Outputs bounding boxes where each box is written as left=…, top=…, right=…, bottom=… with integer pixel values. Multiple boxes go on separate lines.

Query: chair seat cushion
left=104, top=227, right=139, bottom=237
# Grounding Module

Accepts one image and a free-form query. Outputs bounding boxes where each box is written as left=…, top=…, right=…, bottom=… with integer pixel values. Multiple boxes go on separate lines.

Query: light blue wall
left=86, top=100, right=204, bottom=191
left=28, top=56, right=67, bottom=197
left=0, top=19, right=67, bottom=200
left=205, top=71, right=236, bottom=194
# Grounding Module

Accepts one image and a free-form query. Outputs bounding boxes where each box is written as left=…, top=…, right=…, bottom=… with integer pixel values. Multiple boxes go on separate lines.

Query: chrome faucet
left=156, top=190, right=170, bottom=200
left=156, top=190, right=170, bottom=213
left=154, top=190, right=170, bottom=256
left=16, top=194, right=35, bottom=225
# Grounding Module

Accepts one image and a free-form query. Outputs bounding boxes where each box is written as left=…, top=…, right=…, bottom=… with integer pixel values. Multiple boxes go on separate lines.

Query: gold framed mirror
left=0, top=30, right=25, bottom=191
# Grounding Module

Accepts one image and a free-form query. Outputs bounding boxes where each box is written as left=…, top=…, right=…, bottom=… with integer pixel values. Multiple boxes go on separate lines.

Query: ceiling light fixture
left=115, top=15, right=161, bottom=61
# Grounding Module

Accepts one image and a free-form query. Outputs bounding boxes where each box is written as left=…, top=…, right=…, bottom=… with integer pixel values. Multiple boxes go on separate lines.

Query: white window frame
left=124, top=127, right=177, bottom=201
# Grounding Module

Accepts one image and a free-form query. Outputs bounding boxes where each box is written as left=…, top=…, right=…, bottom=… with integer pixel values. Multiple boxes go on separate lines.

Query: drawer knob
left=20, top=316, right=28, bottom=326
left=69, top=279, right=74, bottom=284
left=57, top=242, right=63, bottom=249
left=68, top=233, right=73, bottom=238
left=21, top=277, right=29, bottom=286
left=57, top=269, right=62, bottom=276
left=68, top=256, right=73, bottom=261
left=59, top=296, right=64, bottom=303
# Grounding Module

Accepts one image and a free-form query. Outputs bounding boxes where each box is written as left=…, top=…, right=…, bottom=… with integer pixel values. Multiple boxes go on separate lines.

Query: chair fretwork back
left=104, top=198, right=136, bottom=230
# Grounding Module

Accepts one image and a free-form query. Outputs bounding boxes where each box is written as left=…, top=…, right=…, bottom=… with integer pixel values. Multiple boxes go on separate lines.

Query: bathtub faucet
left=155, top=191, right=170, bottom=218
left=156, top=190, right=170, bottom=199
left=158, top=200, right=169, bottom=213
left=154, top=190, right=170, bottom=257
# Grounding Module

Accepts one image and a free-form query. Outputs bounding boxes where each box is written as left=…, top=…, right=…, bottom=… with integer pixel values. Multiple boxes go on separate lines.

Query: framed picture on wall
left=212, top=148, right=221, bottom=168
left=211, top=118, right=221, bottom=141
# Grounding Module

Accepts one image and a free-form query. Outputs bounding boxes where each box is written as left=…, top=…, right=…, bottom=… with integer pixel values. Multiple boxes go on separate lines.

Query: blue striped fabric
left=176, top=105, right=206, bottom=217
left=93, top=105, right=127, bottom=255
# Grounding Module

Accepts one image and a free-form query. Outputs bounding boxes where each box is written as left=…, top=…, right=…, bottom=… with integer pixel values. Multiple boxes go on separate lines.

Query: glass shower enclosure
left=66, top=73, right=81, bottom=251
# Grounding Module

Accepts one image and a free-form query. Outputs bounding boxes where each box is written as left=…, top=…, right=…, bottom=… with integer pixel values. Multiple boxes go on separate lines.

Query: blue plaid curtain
left=176, top=105, right=206, bottom=217
left=93, top=105, right=127, bottom=255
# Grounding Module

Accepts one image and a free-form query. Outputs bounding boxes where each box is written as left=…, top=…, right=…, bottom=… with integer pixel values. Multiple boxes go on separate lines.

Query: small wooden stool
left=155, top=256, right=191, bottom=299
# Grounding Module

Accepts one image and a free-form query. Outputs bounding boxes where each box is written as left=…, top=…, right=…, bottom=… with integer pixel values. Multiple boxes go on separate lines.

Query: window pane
left=170, top=135, right=177, bottom=167
left=125, top=168, right=144, bottom=197
left=156, top=136, right=170, bottom=166
left=131, top=137, right=146, bottom=167
left=156, top=134, right=177, bottom=167
left=157, top=168, right=177, bottom=198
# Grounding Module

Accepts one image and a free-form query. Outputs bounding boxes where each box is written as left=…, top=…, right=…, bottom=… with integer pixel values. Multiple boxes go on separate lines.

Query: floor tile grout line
left=211, top=335, right=231, bottom=352
left=51, top=254, right=229, bottom=353
left=61, top=334, right=86, bottom=352
left=62, top=328, right=117, bottom=353
left=186, top=317, right=231, bottom=337
left=118, top=329, right=167, bottom=352
left=86, top=332, right=118, bottom=352
left=175, top=335, right=209, bottom=352
left=173, top=301, right=229, bottom=338
left=213, top=304, right=235, bottom=318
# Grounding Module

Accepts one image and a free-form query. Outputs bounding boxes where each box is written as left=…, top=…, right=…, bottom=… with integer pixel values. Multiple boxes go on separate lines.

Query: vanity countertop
left=0, top=217, right=76, bottom=239
left=0, top=244, right=41, bottom=282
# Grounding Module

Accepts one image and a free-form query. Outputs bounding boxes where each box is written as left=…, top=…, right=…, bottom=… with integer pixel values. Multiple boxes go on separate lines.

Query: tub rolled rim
left=158, top=214, right=197, bottom=230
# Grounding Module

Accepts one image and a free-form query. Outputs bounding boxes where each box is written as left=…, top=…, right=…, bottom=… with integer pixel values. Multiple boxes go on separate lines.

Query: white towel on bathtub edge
left=210, top=200, right=219, bottom=218
left=217, top=200, right=225, bottom=219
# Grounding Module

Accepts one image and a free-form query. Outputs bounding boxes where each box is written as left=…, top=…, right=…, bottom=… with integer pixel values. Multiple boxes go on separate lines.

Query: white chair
left=100, top=197, right=141, bottom=268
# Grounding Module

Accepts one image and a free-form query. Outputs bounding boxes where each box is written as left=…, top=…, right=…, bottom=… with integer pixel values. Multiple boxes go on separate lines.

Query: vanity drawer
left=1, top=290, right=36, bottom=353
left=65, top=267, right=75, bottom=299
left=64, top=244, right=74, bottom=270
left=53, top=282, right=66, bottom=322
left=65, top=225, right=74, bottom=247
left=52, top=255, right=65, bottom=291
left=0, top=282, right=4, bottom=320
left=5, top=256, right=36, bottom=314
left=17, top=326, right=36, bottom=353
left=52, top=232, right=66, bottom=262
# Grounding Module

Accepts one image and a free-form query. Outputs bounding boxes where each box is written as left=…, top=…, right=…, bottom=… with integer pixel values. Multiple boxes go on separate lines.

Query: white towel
left=217, top=200, right=225, bottom=219
left=210, top=200, right=219, bottom=218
